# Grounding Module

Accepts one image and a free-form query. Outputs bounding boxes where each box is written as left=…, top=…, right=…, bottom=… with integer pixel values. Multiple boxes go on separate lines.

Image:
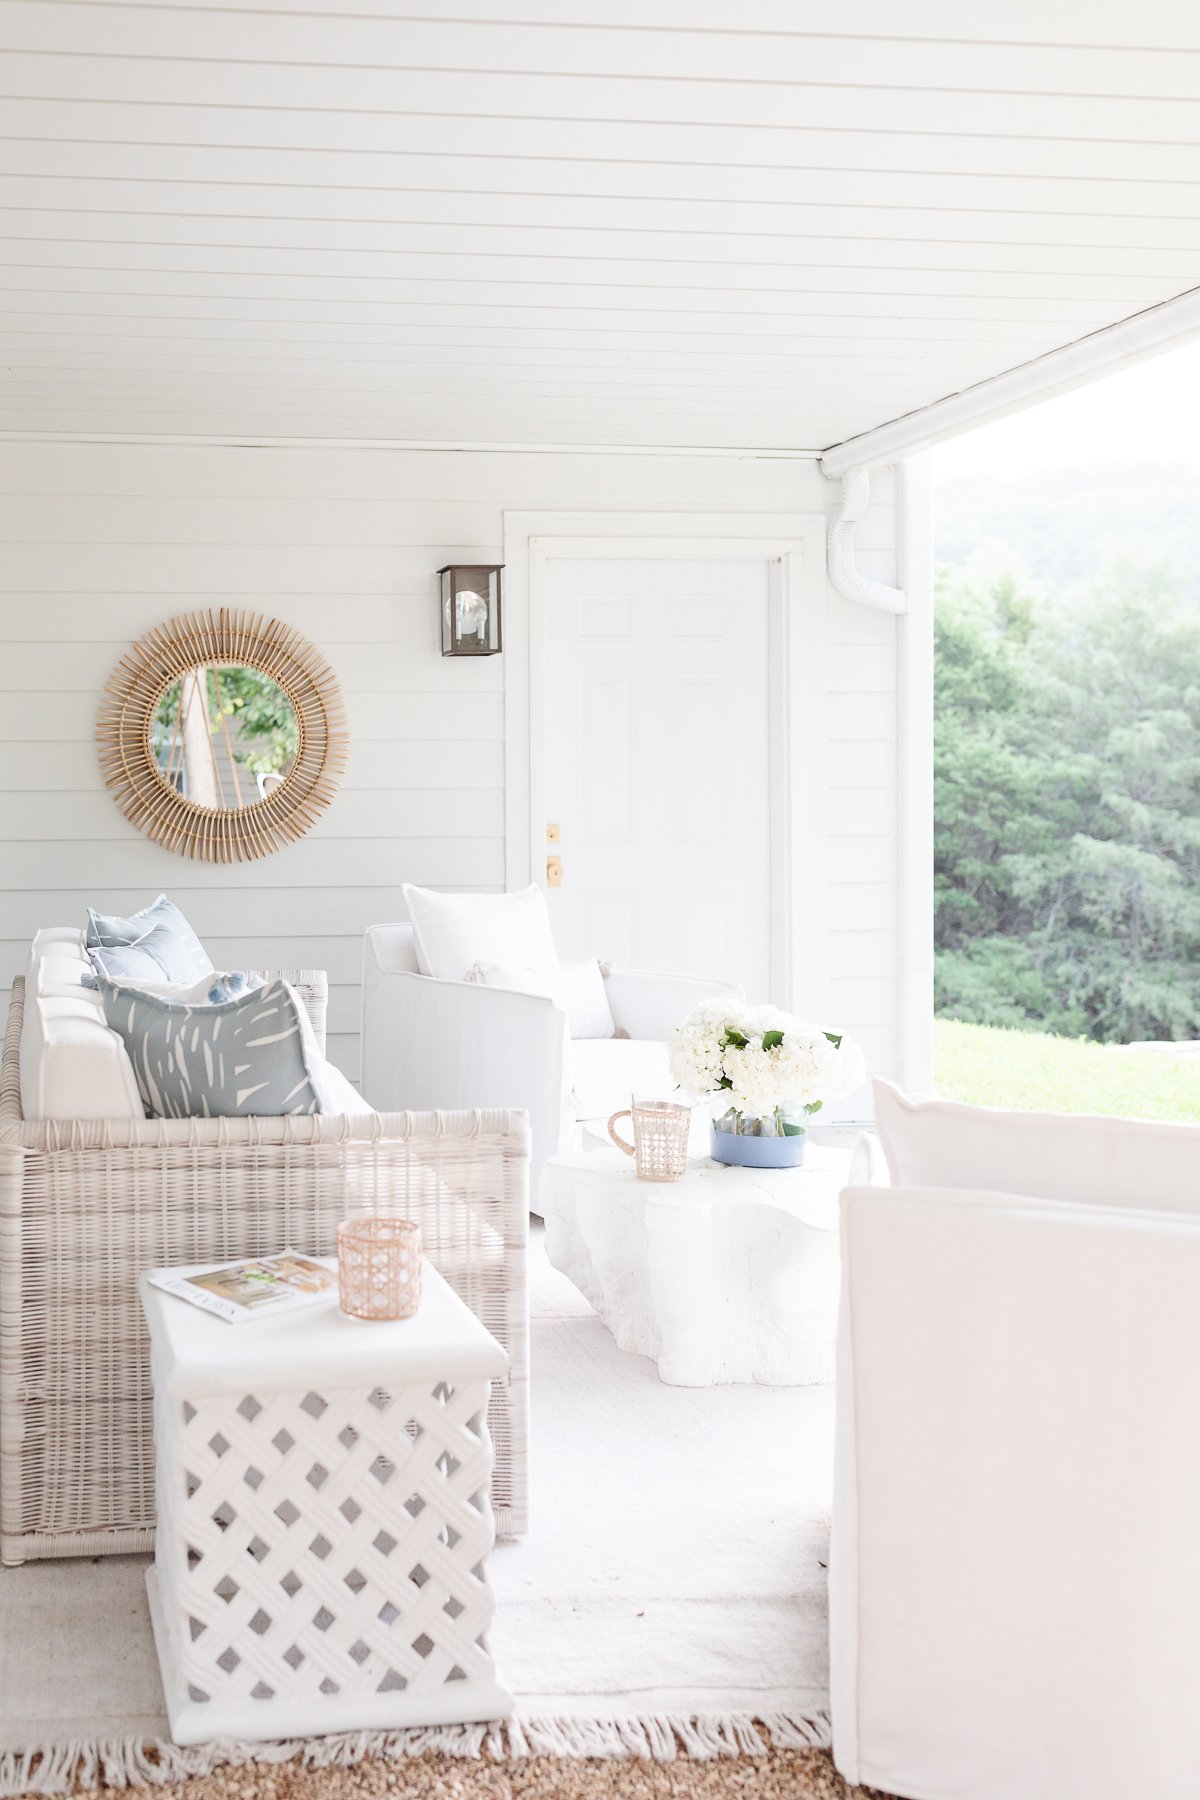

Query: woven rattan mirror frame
left=98, top=608, right=347, bottom=862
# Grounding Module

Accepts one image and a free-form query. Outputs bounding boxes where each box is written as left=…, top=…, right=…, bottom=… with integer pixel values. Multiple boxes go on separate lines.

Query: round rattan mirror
left=98, top=608, right=347, bottom=862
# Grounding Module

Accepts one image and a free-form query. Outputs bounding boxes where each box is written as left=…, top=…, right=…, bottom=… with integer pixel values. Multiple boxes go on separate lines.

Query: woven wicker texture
left=337, top=1218, right=423, bottom=1321
left=0, top=981, right=530, bottom=1565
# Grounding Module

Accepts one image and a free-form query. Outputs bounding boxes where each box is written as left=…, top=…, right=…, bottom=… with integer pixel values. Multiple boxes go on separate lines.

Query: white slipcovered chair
left=831, top=1080, right=1200, bottom=1800
left=361, top=923, right=743, bottom=1198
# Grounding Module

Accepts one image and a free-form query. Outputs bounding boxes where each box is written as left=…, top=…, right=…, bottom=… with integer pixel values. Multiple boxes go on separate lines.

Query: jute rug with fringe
left=1, top=1235, right=848, bottom=1796
left=70, top=1745, right=891, bottom=1800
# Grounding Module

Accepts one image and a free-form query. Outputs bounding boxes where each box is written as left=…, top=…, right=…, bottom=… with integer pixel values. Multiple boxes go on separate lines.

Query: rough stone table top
left=540, top=1143, right=853, bottom=1386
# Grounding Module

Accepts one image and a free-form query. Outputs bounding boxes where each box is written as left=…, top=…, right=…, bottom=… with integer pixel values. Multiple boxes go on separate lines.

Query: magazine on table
left=146, top=1249, right=336, bottom=1325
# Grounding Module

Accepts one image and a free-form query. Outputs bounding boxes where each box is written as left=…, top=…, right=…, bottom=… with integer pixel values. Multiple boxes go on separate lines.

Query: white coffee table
left=539, top=1142, right=851, bottom=1386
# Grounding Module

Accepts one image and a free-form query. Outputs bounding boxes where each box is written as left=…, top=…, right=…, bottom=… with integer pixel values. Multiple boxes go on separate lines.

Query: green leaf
left=781, top=1121, right=806, bottom=1137
left=762, top=1029, right=785, bottom=1049
left=717, top=1076, right=733, bottom=1090
left=723, top=1029, right=749, bottom=1049
left=824, top=1030, right=843, bottom=1049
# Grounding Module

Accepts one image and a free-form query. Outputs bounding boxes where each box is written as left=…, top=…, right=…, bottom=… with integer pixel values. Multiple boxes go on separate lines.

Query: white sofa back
left=19, top=931, right=362, bottom=1122
left=20, top=927, right=144, bottom=1120
left=873, top=1077, right=1200, bottom=1213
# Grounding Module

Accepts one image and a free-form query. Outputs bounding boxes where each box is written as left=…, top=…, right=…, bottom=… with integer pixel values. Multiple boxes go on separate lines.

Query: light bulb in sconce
left=456, top=589, right=488, bottom=642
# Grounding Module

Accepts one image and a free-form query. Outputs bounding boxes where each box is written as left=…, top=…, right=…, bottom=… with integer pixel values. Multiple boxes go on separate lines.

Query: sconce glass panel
left=440, top=564, right=503, bottom=656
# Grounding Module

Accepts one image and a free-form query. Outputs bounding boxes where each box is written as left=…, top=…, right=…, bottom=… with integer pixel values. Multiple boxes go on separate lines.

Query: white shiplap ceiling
left=3, top=0, right=1200, bottom=452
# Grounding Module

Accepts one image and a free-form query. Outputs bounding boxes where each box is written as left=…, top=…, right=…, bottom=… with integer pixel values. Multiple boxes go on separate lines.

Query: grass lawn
left=933, top=1019, right=1200, bottom=1123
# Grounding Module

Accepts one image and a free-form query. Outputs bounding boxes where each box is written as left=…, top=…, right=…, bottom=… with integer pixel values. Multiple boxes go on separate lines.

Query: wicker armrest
left=248, top=967, right=328, bottom=1055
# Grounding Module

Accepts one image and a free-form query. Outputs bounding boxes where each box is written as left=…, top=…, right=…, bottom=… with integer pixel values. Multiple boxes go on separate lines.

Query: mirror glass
left=152, top=665, right=299, bottom=809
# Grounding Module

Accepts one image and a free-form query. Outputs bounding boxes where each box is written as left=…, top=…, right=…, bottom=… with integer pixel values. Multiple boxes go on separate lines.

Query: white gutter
left=825, top=466, right=907, bottom=615
left=820, top=283, right=1200, bottom=479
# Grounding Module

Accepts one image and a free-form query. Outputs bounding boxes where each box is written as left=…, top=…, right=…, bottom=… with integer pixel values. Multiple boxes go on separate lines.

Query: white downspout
left=825, top=466, right=907, bottom=614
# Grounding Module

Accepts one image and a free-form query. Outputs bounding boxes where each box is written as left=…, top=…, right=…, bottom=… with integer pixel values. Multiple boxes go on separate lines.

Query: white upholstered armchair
left=361, top=924, right=743, bottom=1197
left=831, top=1083, right=1200, bottom=1800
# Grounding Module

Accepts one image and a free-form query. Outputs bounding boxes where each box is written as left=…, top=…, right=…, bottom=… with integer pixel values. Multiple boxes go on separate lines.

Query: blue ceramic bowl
left=710, top=1125, right=807, bottom=1169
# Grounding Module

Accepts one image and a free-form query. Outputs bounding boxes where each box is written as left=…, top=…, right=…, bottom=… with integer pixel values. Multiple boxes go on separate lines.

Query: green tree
left=153, top=666, right=298, bottom=781
left=935, top=551, right=1200, bottom=1042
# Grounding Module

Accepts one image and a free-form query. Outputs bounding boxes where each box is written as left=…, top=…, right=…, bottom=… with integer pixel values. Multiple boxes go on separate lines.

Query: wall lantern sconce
left=439, top=564, right=503, bottom=656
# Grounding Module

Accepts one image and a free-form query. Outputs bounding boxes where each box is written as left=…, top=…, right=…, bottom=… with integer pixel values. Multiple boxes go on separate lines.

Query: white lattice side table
left=140, top=1259, right=512, bottom=1746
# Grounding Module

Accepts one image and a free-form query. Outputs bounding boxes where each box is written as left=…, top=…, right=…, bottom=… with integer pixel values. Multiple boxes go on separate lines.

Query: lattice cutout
left=154, top=1375, right=501, bottom=1716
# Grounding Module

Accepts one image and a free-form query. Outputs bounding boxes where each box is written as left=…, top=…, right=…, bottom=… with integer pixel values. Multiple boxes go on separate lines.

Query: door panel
left=543, top=556, right=772, bottom=998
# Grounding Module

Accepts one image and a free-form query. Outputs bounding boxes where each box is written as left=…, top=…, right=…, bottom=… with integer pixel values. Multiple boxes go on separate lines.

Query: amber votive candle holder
left=336, top=1216, right=422, bottom=1321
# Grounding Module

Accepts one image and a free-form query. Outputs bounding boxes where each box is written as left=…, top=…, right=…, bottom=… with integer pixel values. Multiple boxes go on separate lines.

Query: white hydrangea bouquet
left=668, top=1000, right=865, bottom=1168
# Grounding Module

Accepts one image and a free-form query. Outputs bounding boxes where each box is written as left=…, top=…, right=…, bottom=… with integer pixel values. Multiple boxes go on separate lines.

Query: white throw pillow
left=555, top=960, right=616, bottom=1039
left=873, top=1078, right=1200, bottom=1215
left=465, top=958, right=616, bottom=1039
left=80, top=970, right=263, bottom=1006
left=402, top=883, right=558, bottom=982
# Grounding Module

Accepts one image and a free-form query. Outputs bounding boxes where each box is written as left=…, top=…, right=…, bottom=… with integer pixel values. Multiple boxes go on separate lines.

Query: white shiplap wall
left=0, top=439, right=903, bottom=1089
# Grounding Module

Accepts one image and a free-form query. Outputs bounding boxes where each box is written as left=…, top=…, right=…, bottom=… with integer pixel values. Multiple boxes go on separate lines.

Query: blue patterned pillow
left=205, top=971, right=263, bottom=1004
left=86, top=894, right=213, bottom=983
left=94, top=976, right=324, bottom=1118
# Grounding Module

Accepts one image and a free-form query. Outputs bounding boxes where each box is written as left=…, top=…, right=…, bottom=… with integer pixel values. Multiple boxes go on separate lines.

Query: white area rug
left=0, top=1230, right=834, bottom=1790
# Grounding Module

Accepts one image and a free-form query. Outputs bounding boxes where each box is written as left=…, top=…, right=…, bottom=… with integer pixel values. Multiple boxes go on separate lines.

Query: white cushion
left=314, top=1059, right=376, bottom=1117
left=20, top=929, right=143, bottom=1121
left=27, top=928, right=83, bottom=972
left=95, top=971, right=262, bottom=1006
left=402, top=883, right=557, bottom=982
left=465, top=958, right=616, bottom=1039
left=569, top=1037, right=674, bottom=1123
left=874, top=1078, right=1200, bottom=1214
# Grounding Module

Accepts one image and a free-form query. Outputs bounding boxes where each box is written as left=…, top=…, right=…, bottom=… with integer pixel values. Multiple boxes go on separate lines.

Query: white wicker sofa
left=0, top=955, right=530, bottom=1566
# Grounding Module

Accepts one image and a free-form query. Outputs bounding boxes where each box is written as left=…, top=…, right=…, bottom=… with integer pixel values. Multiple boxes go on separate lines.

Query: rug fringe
left=0, top=1710, right=833, bottom=1795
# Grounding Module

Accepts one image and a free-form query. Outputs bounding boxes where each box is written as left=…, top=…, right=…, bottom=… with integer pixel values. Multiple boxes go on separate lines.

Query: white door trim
left=502, top=511, right=827, bottom=1008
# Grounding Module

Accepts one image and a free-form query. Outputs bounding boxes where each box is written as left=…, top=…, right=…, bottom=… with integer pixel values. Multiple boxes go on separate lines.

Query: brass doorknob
left=546, top=855, right=563, bottom=888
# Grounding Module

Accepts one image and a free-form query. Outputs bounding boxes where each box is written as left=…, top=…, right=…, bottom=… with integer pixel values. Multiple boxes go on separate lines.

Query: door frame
left=502, top=511, right=826, bottom=1009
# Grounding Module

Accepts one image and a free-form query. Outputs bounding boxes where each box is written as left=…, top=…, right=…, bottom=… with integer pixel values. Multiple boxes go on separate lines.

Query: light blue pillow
left=94, top=976, right=324, bottom=1119
left=85, top=894, right=213, bottom=983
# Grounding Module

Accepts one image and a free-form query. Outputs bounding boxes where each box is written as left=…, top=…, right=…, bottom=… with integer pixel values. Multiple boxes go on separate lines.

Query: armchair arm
left=361, top=967, right=571, bottom=1181
left=831, top=1182, right=1200, bottom=1793
left=845, top=1130, right=887, bottom=1187
left=603, top=969, right=745, bottom=1040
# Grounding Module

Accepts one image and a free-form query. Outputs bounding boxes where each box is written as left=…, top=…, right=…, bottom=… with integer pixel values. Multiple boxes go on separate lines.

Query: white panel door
left=542, top=557, right=772, bottom=997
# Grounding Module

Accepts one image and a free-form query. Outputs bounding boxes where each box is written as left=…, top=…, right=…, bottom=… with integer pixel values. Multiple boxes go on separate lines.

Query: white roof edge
left=0, top=431, right=820, bottom=459
left=819, top=284, right=1200, bottom=479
